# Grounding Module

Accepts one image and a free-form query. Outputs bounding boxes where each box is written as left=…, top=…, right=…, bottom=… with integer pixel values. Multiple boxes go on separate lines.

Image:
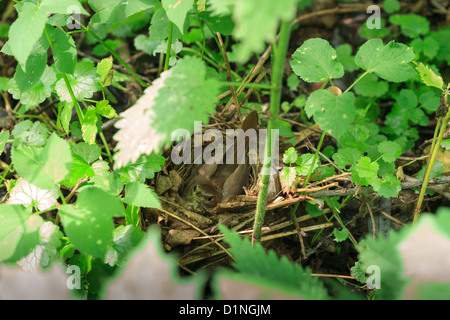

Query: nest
left=141, top=114, right=334, bottom=272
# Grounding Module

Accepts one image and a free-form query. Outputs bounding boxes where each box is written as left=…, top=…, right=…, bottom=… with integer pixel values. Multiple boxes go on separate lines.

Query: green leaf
left=198, top=11, right=234, bottom=36
left=353, top=73, right=388, bottom=98
left=87, top=171, right=124, bottom=195
left=295, top=153, right=320, bottom=176
left=354, top=156, right=379, bottom=186
left=82, top=107, right=99, bottom=145
left=336, top=43, right=358, bottom=72
left=282, top=147, right=298, bottom=164
left=332, top=147, right=362, bottom=171
left=8, top=66, right=56, bottom=106
left=0, top=131, right=9, bottom=157
left=134, top=34, right=160, bottom=55
left=11, top=133, right=72, bottom=190
left=441, top=138, right=450, bottom=150
left=149, top=7, right=185, bottom=40
left=280, top=167, right=297, bottom=188
left=49, top=27, right=77, bottom=74
left=419, top=91, right=440, bottom=113
left=355, top=39, right=416, bottom=82
left=333, top=228, right=349, bottom=242
left=389, top=14, right=429, bottom=38
left=14, top=51, right=47, bottom=92
left=96, top=100, right=118, bottom=119
left=58, top=102, right=72, bottom=134
left=378, top=141, right=402, bottom=163
left=0, top=205, right=42, bottom=263
left=291, top=38, right=344, bottom=83
left=384, top=0, right=400, bottom=13
left=371, top=174, right=401, bottom=198
left=72, top=142, right=101, bottom=163
left=97, top=56, right=114, bottom=87
left=233, top=0, right=297, bottom=62
left=114, top=153, right=165, bottom=184
left=162, top=0, right=193, bottom=34
left=305, top=200, right=323, bottom=217
left=11, top=120, right=48, bottom=147
left=123, top=182, right=162, bottom=208
left=55, top=61, right=100, bottom=102
left=152, top=56, right=219, bottom=147
left=60, top=154, right=95, bottom=187
left=89, top=0, right=158, bottom=24
left=305, top=89, right=355, bottom=138
left=59, top=187, right=125, bottom=258
left=337, top=124, right=370, bottom=152
left=8, top=3, right=48, bottom=69
left=413, top=62, right=444, bottom=90
left=416, top=161, right=444, bottom=180
left=104, top=225, right=145, bottom=267
left=40, top=0, right=89, bottom=15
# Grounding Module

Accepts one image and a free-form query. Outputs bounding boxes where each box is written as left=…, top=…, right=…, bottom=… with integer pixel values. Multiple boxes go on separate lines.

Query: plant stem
left=252, top=20, right=291, bottom=245
left=413, top=92, right=450, bottom=223
left=164, top=22, right=174, bottom=71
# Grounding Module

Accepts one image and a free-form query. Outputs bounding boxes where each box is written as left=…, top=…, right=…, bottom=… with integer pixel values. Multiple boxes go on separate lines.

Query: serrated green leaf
left=355, top=39, right=416, bottom=82
left=291, top=38, right=344, bottom=82
left=233, top=0, right=297, bottom=62
left=59, top=187, right=125, bottom=258
left=58, top=102, right=73, bottom=134
left=305, top=89, right=355, bottom=138
left=50, top=27, right=77, bottom=74
left=218, top=225, right=329, bottom=299
left=8, top=3, right=48, bottom=70
left=389, top=14, right=429, bottom=38
left=152, top=56, right=219, bottom=146
left=280, top=167, right=297, bottom=188
left=60, top=154, right=95, bottom=187
left=378, top=141, right=402, bottom=163
left=97, top=56, right=114, bottom=87
left=72, top=142, right=101, bottom=163
left=11, top=133, right=72, bottom=190
left=282, top=147, right=298, bottom=164
left=96, top=100, right=118, bottom=118
left=162, top=0, right=193, bottom=34
left=198, top=11, right=234, bottom=36
left=413, top=62, right=444, bottom=90
left=104, top=225, right=145, bottom=267
left=123, top=182, right=162, bottom=208
left=149, top=7, right=185, bottom=40
left=441, top=138, right=450, bottom=150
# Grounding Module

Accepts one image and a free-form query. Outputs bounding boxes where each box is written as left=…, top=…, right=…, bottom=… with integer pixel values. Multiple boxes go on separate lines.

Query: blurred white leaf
left=8, top=179, right=58, bottom=211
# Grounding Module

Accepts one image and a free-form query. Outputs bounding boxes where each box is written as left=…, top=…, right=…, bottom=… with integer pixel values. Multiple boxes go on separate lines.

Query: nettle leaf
left=72, top=142, right=101, bottom=163
left=49, top=27, right=77, bottom=74
left=389, top=14, right=430, bottom=38
left=55, top=61, right=100, bottom=102
left=60, top=154, right=95, bottom=187
left=233, top=0, right=297, bottom=62
left=162, top=0, right=194, bottom=34
left=89, top=0, right=158, bottom=24
left=291, top=38, right=344, bottom=82
left=11, top=133, right=72, bottom=190
left=59, top=187, right=125, bottom=258
left=295, top=153, right=320, bottom=176
left=305, top=89, right=355, bottom=138
left=8, top=65, right=56, bottom=106
left=413, top=62, right=444, bottom=90
left=8, top=2, right=48, bottom=70
left=123, top=182, right=162, bottom=208
left=104, top=225, right=145, bottom=267
left=0, top=205, right=43, bottom=263
left=332, top=147, right=362, bottom=171
left=282, top=147, right=298, bottom=164
left=96, top=100, right=118, bottom=119
left=355, top=39, right=416, bottom=82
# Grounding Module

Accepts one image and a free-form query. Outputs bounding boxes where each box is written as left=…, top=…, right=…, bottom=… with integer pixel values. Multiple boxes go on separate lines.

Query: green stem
left=217, top=81, right=273, bottom=90
left=413, top=94, right=450, bottom=223
left=344, top=70, right=369, bottom=93
left=164, top=22, right=174, bottom=71
left=252, top=20, right=291, bottom=245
